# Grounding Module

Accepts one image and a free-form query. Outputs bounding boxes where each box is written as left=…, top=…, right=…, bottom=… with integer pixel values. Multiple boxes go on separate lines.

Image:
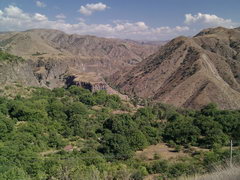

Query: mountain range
left=0, top=29, right=159, bottom=96
left=1, top=27, right=240, bottom=109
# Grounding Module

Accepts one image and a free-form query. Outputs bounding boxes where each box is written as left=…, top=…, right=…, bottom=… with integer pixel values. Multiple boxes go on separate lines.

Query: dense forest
left=0, top=85, right=240, bottom=179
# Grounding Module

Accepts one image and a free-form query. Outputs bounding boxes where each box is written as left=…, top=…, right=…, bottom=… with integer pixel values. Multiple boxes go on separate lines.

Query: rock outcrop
left=64, top=72, right=107, bottom=92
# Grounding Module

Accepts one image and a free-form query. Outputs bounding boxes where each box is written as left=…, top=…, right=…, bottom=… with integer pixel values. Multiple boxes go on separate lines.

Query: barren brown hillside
left=0, top=29, right=159, bottom=92
left=0, top=29, right=158, bottom=64
left=108, top=27, right=240, bottom=109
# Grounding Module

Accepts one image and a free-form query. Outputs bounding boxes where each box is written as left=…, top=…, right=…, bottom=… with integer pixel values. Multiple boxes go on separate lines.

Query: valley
left=0, top=27, right=240, bottom=180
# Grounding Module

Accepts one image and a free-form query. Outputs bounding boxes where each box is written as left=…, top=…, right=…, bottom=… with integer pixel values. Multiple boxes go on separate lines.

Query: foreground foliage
left=0, top=86, right=239, bottom=179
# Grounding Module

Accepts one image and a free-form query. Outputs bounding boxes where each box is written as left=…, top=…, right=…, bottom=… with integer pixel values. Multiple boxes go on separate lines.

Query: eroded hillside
left=108, top=27, right=240, bottom=109
left=0, top=29, right=159, bottom=93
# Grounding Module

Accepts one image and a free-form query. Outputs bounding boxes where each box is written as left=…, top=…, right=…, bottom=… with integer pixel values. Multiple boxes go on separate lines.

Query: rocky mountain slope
left=0, top=29, right=157, bottom=66
left=108, top=27, right=240, bottom=109
left=0, top=29, right=159, bottom=94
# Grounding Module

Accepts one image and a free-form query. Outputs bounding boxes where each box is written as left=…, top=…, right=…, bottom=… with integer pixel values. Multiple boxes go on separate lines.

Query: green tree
left=0, top=113, right=15, bottom=140
left=164, top=117, right=200, bottom=145
left=99, top=133, right=133, bottom=160
left=68, top=114, right=87, bottom=137
left=127, top=130, right=148, bottom=151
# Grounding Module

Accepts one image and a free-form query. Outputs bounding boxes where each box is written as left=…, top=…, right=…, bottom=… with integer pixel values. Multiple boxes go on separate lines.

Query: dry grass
left=183, top=165, right=240, bottom=180
left=135, top=143, right=189, bottom=161
left=0, top=83, right=34, bottom=98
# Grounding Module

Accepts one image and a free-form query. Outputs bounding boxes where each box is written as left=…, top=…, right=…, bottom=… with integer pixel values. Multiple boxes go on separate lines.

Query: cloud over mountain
left=0, top=5, right=239, bottom=40
left=0, top=5, right=190, bottom=40
left=184, top=13, right=238, bottom=28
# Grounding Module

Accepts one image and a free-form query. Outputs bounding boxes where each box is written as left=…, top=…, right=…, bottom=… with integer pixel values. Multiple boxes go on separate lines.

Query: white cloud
left=184, top=13, right=237, bottom=28
left=34, top=13, right=48, bottom=21
left=56, top=14, right=66, bottom=19
left=79, top=2, right=108, bottom=16
left=1, top=5, right=239, bottom=41
left=5, top=5, right=24, bottom=17
left=77, top=17, right=85, bottom=22
left=176, top=26, right=189, bottom=31
left=0, top=5, right=190, bottom=40
left=3, top=5, right=30, bottom=21
left=36, top=1, right=46, bottom=8
left=112, top=21, right=149, bottom=32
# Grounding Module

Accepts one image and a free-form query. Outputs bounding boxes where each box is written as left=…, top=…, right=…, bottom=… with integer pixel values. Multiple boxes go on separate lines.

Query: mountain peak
left=194, top=26, right=230, bottom=37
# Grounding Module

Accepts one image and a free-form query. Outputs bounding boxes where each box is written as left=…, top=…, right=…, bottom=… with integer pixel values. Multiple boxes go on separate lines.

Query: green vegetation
left=0, top=50, right=25, bottom=62
left=0, top=86, right=240, bottom=179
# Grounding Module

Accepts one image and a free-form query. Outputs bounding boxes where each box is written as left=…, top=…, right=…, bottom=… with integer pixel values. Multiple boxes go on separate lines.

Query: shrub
left=0, top=51, right=25, bottom=62
left=150, top=160, right=169, bottom=174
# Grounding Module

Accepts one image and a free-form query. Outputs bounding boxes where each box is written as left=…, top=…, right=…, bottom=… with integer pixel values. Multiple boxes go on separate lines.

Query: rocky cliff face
left=0, top=58, right=111, bottom=90
left=64, top=72, right=107, bottom=92
left=108, top=27, right=240, bottom=109
left=0, top=58, right=129, bottom=101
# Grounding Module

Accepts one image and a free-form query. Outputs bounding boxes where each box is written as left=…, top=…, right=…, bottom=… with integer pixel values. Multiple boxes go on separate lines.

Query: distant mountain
left=0, top=29, right=159, bottom=68
left=0, top=29, right=159, bottom=95
left=140, top=40, right=169, bottom=46
left=108, top=27, right=240, bottom=109
left=123, top=39, right=168, bottom=46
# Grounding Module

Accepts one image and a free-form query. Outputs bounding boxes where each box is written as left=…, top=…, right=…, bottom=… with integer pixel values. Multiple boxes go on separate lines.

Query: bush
left=131, top=166, right=148, bottom=180
left=150, top=160, right=169, bottom=174
left=0, top=51, right=25, bottom=62
left=0, top=113, right=15, bottom=139
left=168, top=163, right=192, bottom=178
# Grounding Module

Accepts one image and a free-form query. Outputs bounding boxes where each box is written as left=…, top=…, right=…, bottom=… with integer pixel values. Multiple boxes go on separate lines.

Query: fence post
left=230, top=139, right=233, bottom=167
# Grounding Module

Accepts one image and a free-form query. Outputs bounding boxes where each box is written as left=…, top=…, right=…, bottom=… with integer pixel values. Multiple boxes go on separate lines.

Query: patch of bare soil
left=135, top=143, right=188, bottom=161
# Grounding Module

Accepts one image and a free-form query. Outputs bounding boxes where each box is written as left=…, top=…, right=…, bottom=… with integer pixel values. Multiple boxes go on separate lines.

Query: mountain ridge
left=0, top=28, right=159, bottom=63
left=108, top=27, right=240, bottom=109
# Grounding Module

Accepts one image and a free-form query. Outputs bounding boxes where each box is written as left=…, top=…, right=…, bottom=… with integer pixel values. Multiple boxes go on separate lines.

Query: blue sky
left=0, top=0, right=239, bottom=40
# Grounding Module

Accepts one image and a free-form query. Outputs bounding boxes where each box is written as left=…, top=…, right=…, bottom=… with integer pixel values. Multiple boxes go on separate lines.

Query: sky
left=0, top=0, right=240, bottom=40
